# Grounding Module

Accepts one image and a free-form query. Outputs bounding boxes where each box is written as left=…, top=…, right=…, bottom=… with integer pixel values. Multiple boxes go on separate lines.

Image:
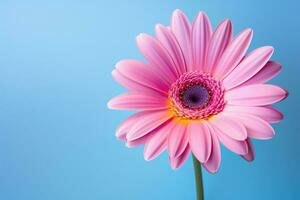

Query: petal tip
left=246, top=28, right=253, bottom=34
left=242, top=28, right=254, bottom=39
left=284, top=88, right=289, bottom=98
left=171, top=9, right=189, bottom=25
left=267, top=45, right=274, bottom=52
left=111, top=69, right=117, bottom=76
left=195, top=11, right=207, bottom=19
left=170, top=163, right=180, bottom=170
left=144, top=154, right=152, bottom=161
left=204, top=165, right=219, bottom=174
left=173, top=9, right=184, bottom=16
left=111, top=70, right=118, bottom=81
left=136, top=33, right=147, bottom=43
left=125, top=143, right=131, bottom=148
left=223, top=18, right=231, bottom=24
left=244, top=156, right=255, bottom=162
left=194, top=11, right=210, bottom=26
left=125, top=133, right=134, bottom=142
left=143, top=147, right=156, bottom=161
left=260, top=46, right=274, bottom=56
left=243, top=152, right=255, bottom=162
left=221, top=19, right=232, bottom=28
left=277, top=86, right=289, bottom=102
left=107, top=100, right=113, bottom=109
left=155, top=23, right=163, bottom=30
left=114, top=60, right=127, bottom=71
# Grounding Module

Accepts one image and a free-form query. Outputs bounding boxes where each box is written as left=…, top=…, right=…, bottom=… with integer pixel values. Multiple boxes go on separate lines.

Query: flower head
left=108, top=9, right=288, bottom=173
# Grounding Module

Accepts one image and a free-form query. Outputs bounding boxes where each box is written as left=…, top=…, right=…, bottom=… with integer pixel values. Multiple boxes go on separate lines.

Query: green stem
left=192, top=154, right=204, bottom=200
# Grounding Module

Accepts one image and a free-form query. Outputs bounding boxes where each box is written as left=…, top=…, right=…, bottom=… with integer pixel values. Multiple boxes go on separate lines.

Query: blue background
left=1, top=0, right=299, bottom=199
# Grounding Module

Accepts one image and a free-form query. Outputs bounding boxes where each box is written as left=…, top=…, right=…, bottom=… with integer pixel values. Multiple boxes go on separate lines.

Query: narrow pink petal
left=136, top=34, right=178, bottom=84
left=112, top=69, right=144, bottom=92
left=210, top=114, right=247, bottom=141
left=115, top=60, right=169, bottom=94
left=189, top=122, right=212, bottom=163
left=116, top=111, right=147, bottom=140
left=242, top=138, right=255, bottom=161
left=226, top=113, right=275, bottom=140
left=126, top=110, right=171, bottom=141
left=213, top=29, right=253, bottom=80
left=224, top=105, right=283, bottom=124
left=108, top=92, right=168, bottom=111
left=144, top=120, right=174, bottom=161
left=126, top=115, right=168, bottom=148
left=168, top=123, right=189, bottom=158
left=223, top=46, right=274, bottom=89
left=225, top=84, right=288, bottom=106
left=211, top=123, right=248, bottom=155
left=202, top=128, right=221, bottom=173
left=170, top=145, right=191, bottom=169
left=239, top=61, right=282, bottom=87
left=126, top=130, right=156, bottom=148
left=192, top=12, right=212, bottom=71
left=171, top=9, right=193, bottom=71
left=205, top=19, right=232, bottom=74
left=155, top=24, right=187, bottom=75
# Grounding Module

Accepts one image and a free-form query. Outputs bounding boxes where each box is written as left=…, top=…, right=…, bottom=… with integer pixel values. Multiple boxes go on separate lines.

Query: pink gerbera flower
left=108, top=9, right=287, bottom=173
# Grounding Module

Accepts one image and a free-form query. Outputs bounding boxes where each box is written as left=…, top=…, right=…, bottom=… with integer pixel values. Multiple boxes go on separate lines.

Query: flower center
left=182, top=85, right=210, bottom=109
left=168, top=71, right=226, bottom=120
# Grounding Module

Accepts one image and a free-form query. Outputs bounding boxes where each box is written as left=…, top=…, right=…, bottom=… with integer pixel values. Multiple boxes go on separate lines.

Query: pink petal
left=116, top=111, right=148, bottom=140
left=168, top=123, right=189, bottom=158
left=223, top=46, right=274, bottom=89
left=108, top=92, right=168, bottom=111
left=126, top=110, right=171, bottom=141
left=210, top=114, right=247, bottom=141
left=202, top=128, right=221, bottom=173
left=155, top=24, right=187, bottom=75
left=126, top=132, right=154, bottom=148
left=239, top=61, right=282, bottom=87
left=136, top=34, right=178, bottom=84
left=192, top=12, right=212, bottom=71
left=211, top=123, right=248, bottom=155
left=112, top=69, right=144, bottom=92
left=224, top=105, right=283, bottom=124
left=144, top=120, right=174, bottom=161
left=205, top=19, right=232, bottom=74
left=126, top=115, right=169, bottom=148
left=171, top=9, right=193, bottom=71
left=242, top=138, right=255, bottom=161
left=189, top=122, right=212, bottom=163
left=225, top=84, right=288, bottom=106
left=226, top=113, right=275, bottom=140
left=213, top=29, right=253, bottom=80
left=170, top=145, right=191, bottom=169
left=114, top=60, right=169, bottom=94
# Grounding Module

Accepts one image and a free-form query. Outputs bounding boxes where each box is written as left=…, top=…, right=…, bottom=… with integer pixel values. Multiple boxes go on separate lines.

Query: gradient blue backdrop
left=1, top=0, right=299, bottom=199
